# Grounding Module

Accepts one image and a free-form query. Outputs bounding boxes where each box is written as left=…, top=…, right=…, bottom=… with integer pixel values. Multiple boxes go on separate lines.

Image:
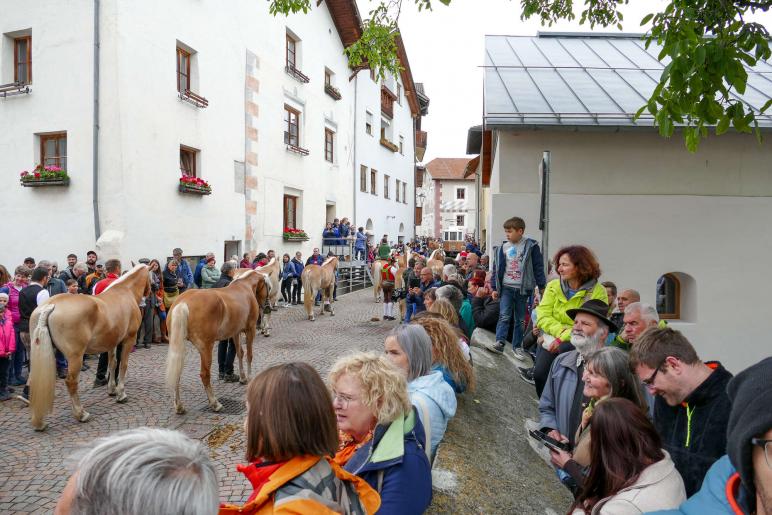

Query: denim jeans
left=218, top=339, right=236, bottom=376
left=8, top=326, right=25, bottom=382
left=495, top=286, right=530, bottom=348
left=404, top=303, right=417, bottom=323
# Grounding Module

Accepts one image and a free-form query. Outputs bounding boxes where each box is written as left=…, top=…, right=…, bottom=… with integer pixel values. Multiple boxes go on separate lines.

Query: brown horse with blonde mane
left=166, top=269, right=269, bottom=414
left=427, top=248, right=446, bottom=277
left=301, top=256, right=338, bottom=321
left=28, top=264, right=151, bottom=431
left=255, top=257, right=281, bottom=310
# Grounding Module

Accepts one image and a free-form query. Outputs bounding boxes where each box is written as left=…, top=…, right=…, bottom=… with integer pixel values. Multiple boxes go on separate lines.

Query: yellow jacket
left=536, top=279, right=608, bottom=342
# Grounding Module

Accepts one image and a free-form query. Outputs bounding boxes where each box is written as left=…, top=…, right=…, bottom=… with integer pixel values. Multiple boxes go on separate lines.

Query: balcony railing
left=0, top=81, right=31, bottom=98
left=286, top=143, right=310, bottom=156
left=380, top=137, right=399, bottom=153
left=285, top=63, right=310, bottom=83
left=324, top=83, right=342, bottom=100
left=381, top=85, right=396, bottom=119
left=179, top=89, right=209, bottom=108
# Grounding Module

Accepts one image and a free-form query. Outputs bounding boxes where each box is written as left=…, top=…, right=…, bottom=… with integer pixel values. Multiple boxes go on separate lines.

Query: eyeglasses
left=752, top=438, right=772, bottom=470
left=332, top=392, right=358, bottom=409
left=641, top=363, right=664, bottom=389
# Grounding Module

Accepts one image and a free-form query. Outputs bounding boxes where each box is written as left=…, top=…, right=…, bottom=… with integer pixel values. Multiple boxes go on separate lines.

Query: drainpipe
left=92, top=0, right=101, bottom=240
left=412, top=116, right=417, bottom=240
left=352, top=73, right=357, bottom=231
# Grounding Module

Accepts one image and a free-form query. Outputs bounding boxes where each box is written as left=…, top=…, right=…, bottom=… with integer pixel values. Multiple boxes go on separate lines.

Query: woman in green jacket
left=200, top=257, right=220, bottom=289
left=531, top=245, right=607, bottom=396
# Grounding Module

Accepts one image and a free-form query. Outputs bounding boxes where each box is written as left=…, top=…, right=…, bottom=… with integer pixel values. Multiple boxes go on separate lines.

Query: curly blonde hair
left=411, top=316, right=475, bottom=391
left=329, top=352, right=411, bottom=425
left=429, top=298, right=459, bottom=326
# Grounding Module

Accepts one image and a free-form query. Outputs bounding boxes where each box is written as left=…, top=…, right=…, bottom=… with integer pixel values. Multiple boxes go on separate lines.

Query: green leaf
left=640, top=13, right=654, bottom=26
left=760, top=99, right=772, bottom=114
left=695, top=46, right=706, bottom=66
left=716, top=116, right=730, bottom=135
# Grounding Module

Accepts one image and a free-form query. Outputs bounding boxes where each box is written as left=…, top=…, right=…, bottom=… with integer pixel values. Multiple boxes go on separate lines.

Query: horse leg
left=328, top=286, right=335, bottom=316
left=106, top=348, right=117, bottom=397
left=65, top=354, right=90, bottom=422
left=199, top=342, right=222, bottom=412
left=262, top=305, right=272, bottom=337
left=246, top=327, right=255, bottom=380
left=234, top=335, right=245, bottom=384
left=113, top=338, right=133, bottom=403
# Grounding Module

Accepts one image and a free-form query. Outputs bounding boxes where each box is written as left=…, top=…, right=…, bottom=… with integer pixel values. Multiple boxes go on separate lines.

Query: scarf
left=333, top=430, right=373, bottom=467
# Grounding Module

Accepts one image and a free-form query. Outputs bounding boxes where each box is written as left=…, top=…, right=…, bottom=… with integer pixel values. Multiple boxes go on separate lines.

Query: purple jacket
left=1, top=281, right=23, bottom=325
left=0, top=310, right=16, bottom=357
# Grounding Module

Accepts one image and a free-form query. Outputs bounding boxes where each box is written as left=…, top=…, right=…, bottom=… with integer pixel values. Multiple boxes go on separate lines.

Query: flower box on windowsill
left=380, top=137, right=399, bottom=153
left=179, top=89, right=209, bottom=108
left=20, top=166, right=69, bottom=187
left=286, top=144, right=310, bottom=156
left=283, top=228, right=309, bottom=241
left=324, top=83, right=342, bottom=100
left=178, top=183, right=211, bottom=195
left=283, top=234, right=309, bottom=242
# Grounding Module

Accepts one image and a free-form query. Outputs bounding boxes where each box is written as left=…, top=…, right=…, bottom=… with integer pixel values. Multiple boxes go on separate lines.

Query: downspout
left=92, top=0, right=101, bottom=240
left=352, top=73, right=357, bottom=231
left=412, top=116, right=417, bottom=239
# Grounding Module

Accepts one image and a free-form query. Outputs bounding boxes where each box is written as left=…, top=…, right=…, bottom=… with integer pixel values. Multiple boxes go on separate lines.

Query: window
left=384, top=175, right=390, bottom=199
left=399, top=135, right=404, bottom=155
left=456, top=215, right=465, bottom=226
left=283, top=194, right=298, bottom=229
left=656, top=274, right=680, bottom=320
left=360, top=165, right=368, bottom=192
left=14, top=36, right=32, bottom=84
left=402, top=182, right=407, bottom=204
left=370, top=169, right=377, bottom=196
left=396, top=83, right=402, bottom=105
left=284, top=105, right=300, bottom=147
left=40, top=133, right=67, bottom=169
left=286, top=33, right=297, bottom=69
left=456, top=188, right=466, bottom=200
left=365, top=111, right=373, bottom=136
left=325, top=69, right=332, bottom=86
left=396, top=180, right=401, bottom=202
left=176, top=47, right=191, bottom=92
left=180, top=145, right=198, bottom=177
left=444, top=231, right=462, bottom=241
left=324, top=128, right=334, bottom=163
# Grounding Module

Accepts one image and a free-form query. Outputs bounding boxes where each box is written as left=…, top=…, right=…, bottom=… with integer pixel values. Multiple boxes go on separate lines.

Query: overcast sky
left=355, top=0, right=772, bottom=162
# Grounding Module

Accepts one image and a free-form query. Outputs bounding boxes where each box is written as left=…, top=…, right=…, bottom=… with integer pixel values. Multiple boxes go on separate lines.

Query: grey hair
left=624, top=302, right=660, bottom=324
left=38, top=259, right=52, bottom=268
left=445, top=273, right=463, bottom=283
left=584, top=347, right=647, bottom=409
left=442, top=264, right=457, bottom=278
left=389, top=324, right=433, bottom=381
left=0, top=292, right=8, bottom=300
left=68, top=427, right=218, bottom=515
left=436, top=284, right=464, bottom=312
left=220, top=261, right=236, bottom=274
left=74, top=262, right=88, bottom=274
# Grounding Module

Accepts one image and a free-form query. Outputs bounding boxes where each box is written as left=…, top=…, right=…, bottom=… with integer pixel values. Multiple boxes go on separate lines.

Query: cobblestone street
left=0, top=289, right=393, bottom=514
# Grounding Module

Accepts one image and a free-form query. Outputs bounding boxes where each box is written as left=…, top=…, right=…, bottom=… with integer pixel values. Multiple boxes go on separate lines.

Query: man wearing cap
left=24, top=257, right=36, bottom=270
left=656, top=357, right=772, bottom=514
left=538, top=299, right=617, bottom=449
left=630, top=327, right=732, bottom=496
left=172, top=248, right=194, bottom=293
left=85, top=261, right=106, bottom=293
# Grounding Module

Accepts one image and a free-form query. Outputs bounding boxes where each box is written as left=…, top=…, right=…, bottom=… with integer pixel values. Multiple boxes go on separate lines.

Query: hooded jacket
left=1, top=281, right=23, bottom=325
left=344, top=408, right=432, bottom=515
left=219, top=455, right=380, bottom=515
left=408, top=370, right=457, bottom=459
left=536, top=279, right=608, bottom=342
left=539, top=350, right=585, bottom=443
left=653, top=362, right=732, bottom=497
left=491, top=237, right=546, bottom=294
left=470, top=295, right=499, bottom=332
left=0, top=309, right=16, bottom=357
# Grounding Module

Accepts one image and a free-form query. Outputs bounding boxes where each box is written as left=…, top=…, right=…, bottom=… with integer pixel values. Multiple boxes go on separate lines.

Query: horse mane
left=322, top=256, right=337, bottom=266
left=232, top=269, right=256, bottom=283
left=103, top=264, right=146, bottom=292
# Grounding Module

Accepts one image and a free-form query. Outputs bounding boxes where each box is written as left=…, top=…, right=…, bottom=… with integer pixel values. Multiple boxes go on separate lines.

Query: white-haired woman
left=384, top=324, right=457, bottom=460
left=331, top=352, right=432, bottom=515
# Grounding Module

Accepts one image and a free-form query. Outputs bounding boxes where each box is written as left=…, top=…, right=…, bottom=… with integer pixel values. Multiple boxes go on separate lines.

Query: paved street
left=0, top=290, right=393, bottom=514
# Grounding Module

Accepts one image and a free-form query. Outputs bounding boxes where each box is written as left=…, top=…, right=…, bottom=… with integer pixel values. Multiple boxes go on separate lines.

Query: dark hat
left=726, top=357, right=772, bottom=507
left=24, top=257, right=35, bottom=264
left=566, top=299, right=617, bottom=332
left=138, top=258, right=150, bottom=264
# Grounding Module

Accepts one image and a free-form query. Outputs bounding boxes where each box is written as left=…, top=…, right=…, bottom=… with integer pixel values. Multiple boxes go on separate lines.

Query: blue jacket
left=177, top=259, right=194, bottom=288
left=355, top=231, right=367, bottom=250
left=306, top=255, right=324, bottom=266
left=281, top=261, right=295, bottom=279
left=408, top=371, right=457, bottom=460
left=290, top=258, right=304, bottom=277
left=406, top=279, right=440, bottom=311
left=323, top=227, right=340, bottom=246
left=491, top=237, right=546, bottom=294
left=652, top=455, right=751, bottom=514
left=344, top=408, right=432, bottom=515
left=193, top=258, right=206, bottom=288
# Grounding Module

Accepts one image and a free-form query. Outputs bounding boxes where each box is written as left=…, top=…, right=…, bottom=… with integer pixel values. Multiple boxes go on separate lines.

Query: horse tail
left=166, top=302, right=189, bottom=396
left=30, top=304, right=57, bottom=430
left=302, top=268, right=314, bottom=316
left=371, top=261, right=382, bottom=301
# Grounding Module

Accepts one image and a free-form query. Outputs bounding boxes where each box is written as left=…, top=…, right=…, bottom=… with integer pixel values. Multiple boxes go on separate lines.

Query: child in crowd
left=66, top=279, right=79, bottom=294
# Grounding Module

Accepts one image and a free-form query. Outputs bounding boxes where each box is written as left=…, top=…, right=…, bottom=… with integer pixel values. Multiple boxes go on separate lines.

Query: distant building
left=419, top=158, right=477, bottom=242
left=478, top=32, right=772, bottom=372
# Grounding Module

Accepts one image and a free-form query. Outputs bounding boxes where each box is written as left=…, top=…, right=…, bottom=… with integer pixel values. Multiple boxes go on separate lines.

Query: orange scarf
left=333, top=430, right=373, bottom=467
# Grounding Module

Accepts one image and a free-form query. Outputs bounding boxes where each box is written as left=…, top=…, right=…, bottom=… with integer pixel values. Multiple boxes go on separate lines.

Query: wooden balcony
left=381, top=85, right=396, bottom=119
left=415, top=166, right=424, bottom=188
left=415, top=130, right=427, bottom=161
left=415, top=206, right=423, bottom=225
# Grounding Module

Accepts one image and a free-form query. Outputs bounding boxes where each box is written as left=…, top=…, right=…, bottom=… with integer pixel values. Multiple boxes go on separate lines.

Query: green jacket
left=536, top=279, right=608, bottom=342
left=377, top=244, right=392, bottom=259
left=459, top=299, right=475, bottom=337
left=200, top=266, right=220, bottom=289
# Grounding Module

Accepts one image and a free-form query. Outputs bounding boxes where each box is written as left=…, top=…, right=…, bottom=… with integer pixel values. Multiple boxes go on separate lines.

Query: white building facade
left=420, top=158, right=477, bottom=241
left=0, top=0, right=407, bottom=265
left=482, top=33, right=772, bottom=372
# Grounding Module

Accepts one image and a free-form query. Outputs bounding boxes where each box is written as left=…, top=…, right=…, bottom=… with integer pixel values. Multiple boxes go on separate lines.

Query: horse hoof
left=107, top=391, right=116, bottom=397
left=330, top=311, right=335, bottom=316
left=239, top=377, right=248, bottom=385
left=33, top=423, right=48, bottom=432
left=175, top=406, right=187, bottom=415
left=263, top=332, right=270, bottom=338
left=79, top=411, right=91, bottom=423
left=212, top=402, right=223, bottom=412
left=116, top=394, right=128, bottom=404
left=309, top=317, right=315, bottom=321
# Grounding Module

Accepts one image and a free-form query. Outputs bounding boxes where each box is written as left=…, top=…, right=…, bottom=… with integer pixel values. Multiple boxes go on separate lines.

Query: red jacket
left=93, top=273, right=120, bottom=295
left=0, top=310, right=16, bottom=357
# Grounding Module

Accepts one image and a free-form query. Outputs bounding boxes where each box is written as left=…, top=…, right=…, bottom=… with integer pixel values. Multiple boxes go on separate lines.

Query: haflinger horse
left=427, top=248, right=446, bottom=277
left=255, top=257, right=281, bottom=311
left=166, top=269, right=269, bottom=414
left=371, top=245, right=410, bottom=303
left=29, top=264, right=151, bottom=431
left=302, top=256, right=338, bottom=321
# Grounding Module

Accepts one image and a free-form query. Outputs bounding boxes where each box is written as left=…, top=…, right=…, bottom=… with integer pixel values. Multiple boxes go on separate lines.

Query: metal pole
left=92, top=0, right=101, bottom=241
left=541, top=151, right=550, bottom=274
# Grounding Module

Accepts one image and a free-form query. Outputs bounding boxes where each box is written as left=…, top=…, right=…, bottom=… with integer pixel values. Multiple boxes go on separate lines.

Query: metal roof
left=484, top=33, right=772, bottom=129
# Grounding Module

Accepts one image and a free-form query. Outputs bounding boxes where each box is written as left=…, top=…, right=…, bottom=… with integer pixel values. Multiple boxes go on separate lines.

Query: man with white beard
left=538, top=299, right=618, bottom=448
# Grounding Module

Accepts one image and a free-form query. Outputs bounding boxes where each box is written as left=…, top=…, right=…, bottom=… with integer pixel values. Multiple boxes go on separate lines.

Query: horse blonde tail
left=302, top=269, right=314, bottom=317
left=165, top=303, right=189, bottom=395
left=30, top=304, right=57, bottom=430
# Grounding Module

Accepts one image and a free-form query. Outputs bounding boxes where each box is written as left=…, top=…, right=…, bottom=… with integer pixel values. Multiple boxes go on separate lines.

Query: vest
left=18, top=284, right=44, bottom=332
left=381, top=264, right=395, bottom=282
